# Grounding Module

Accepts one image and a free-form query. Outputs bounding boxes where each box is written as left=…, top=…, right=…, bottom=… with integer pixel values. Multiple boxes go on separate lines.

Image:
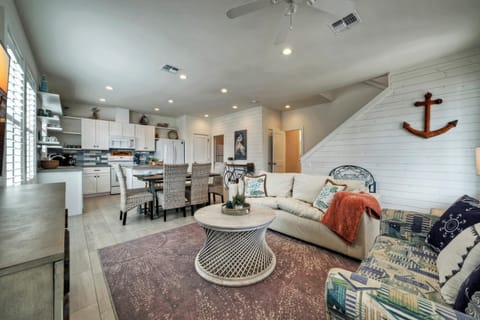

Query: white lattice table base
left=194, top=204, right=276, bottom=287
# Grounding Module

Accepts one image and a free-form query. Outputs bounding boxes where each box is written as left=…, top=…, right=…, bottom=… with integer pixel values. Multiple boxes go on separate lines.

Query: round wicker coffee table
left=194, top=204, right=276, bottom=287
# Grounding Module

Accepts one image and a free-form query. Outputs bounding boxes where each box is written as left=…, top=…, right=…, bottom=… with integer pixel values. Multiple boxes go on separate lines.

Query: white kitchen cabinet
left=135, top=125, right=155, bottom=151
left=81, top=119, right=109, bottom=150
left=109, top=122, right=135, bottom=137
left=83, top=167, right=111, bottom=195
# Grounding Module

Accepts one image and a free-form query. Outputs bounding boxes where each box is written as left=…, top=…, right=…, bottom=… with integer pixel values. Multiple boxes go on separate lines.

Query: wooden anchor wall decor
left=403, top=92, right=458, bottom=139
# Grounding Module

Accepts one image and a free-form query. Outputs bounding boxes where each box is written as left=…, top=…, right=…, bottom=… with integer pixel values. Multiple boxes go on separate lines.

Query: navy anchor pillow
left=454, top=264, right=480, bottom=317
left=426, top=195, right=480, bottom=253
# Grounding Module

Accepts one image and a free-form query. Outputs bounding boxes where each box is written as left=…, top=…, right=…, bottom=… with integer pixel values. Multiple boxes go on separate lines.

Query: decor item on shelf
left=157, top=123, right=169, bottom=128
left=44, top=109, right=52, bottom=117
left=91, top=107, right=99, bottom=119
left=39, top=74, right=48, bottom=92
left=403, top=92, right=458, bottom=139
left=234, top=129, right=247, bottom=160
left=167, top=130, right=178, bottom=139
left=139, top=114, right=149, bottom=125
left=37, top=108, right=45, bottom=116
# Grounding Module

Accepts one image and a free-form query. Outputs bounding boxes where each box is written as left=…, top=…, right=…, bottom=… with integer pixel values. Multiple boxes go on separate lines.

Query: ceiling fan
left=226, top=0, right=355, bottom=44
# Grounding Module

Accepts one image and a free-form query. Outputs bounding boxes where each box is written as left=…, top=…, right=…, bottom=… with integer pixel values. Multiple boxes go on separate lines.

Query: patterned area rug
left=99, top=223, right=359, bottom=320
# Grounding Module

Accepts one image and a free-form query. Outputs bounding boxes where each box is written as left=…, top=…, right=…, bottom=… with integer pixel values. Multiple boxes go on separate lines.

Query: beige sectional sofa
left=241, top=172, right=380, bottom=260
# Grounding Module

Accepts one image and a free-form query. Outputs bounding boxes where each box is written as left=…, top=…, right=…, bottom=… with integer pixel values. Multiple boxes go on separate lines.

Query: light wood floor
left=69, top=195, right=200, bottom=320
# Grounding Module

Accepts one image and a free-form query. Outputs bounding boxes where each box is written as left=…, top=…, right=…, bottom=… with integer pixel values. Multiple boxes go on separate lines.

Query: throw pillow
left=426, top=195, right=480, bottom=253
left=313, top=179, right=347, bottom=212
left=454, top=264, right=480, bottom=318
left=243, top=174, right=267, bottom=198
left=437, top=223, right=480, bottom=304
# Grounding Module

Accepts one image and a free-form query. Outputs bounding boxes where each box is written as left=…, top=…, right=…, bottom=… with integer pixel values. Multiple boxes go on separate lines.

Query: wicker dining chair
left=156, top=163, right=188, bottom=222
left=208, top=175, right=224, bottom=204
left=186, top=163, right=211, bottom=214
left=113, top=164, right=154, bottom=226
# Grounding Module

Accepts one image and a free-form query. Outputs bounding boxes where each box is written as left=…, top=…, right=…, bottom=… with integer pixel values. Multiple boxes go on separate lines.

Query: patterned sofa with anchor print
left=325, top=208, right=477, bottom=320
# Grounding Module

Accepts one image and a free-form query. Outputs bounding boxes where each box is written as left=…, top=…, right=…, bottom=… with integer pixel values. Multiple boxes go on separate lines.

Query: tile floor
left=69, top=195, right=198, bottom=320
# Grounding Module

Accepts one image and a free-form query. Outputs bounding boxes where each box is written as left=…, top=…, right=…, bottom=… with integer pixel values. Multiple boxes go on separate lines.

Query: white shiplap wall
left=211, top=106, right=265, bottom=172
left=302, top=48, right=480, bottom=212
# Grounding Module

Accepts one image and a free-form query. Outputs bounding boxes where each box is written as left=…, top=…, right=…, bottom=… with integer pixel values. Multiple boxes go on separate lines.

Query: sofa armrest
left=379, top=208, right=440, bottom=244
left=325, top=268, right=473, bottom=320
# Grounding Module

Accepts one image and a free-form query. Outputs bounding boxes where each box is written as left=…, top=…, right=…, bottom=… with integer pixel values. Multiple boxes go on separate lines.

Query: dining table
left=134, top=171, right=221, bottom=219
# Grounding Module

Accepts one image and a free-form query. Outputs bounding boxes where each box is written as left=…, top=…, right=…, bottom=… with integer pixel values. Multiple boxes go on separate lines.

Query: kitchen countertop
left=37, top=166, right=83, bottom=172
left=132, top=165, right=164, bottom=170
left=0, top=183, right=66, bottom=276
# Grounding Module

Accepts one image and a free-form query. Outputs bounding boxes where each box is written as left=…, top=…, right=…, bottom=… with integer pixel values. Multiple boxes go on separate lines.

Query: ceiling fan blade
left=308, top=0, right=355, bottom=18
left=226, top=0, right=276, bottom=19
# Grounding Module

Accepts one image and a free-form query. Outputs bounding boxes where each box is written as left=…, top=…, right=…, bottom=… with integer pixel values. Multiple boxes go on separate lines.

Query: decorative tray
left=221, top=203, right=250, bottom=216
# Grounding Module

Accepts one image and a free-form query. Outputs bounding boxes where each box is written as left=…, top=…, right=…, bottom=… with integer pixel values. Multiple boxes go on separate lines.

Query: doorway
left=192, top=134, right=210, bottom=163
left=267, top=129, right=286, bottom=173
left=285, top=129, right=303, bottom=173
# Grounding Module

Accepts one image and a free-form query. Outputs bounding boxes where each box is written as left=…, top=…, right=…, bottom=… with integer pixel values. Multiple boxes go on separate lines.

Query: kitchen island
left=38, top=166, right=83, bottom=215
left=0, top=183, right=68, bottom=320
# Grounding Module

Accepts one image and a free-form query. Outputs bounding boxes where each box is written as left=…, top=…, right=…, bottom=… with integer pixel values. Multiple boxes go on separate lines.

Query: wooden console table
left=0, top=183, right=69, bottom=320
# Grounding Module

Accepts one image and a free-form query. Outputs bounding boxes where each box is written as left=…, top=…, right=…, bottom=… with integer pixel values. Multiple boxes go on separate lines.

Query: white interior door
left=272, top=130, right=286, bottom=173
left=192, top=134, right=210, bottom=163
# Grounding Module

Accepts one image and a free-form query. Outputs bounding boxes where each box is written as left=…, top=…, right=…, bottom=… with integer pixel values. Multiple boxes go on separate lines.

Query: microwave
left=110, top=136, right=135, bottom=149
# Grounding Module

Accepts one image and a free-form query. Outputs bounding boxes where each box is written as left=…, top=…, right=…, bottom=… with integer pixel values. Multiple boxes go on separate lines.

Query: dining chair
left=113, top=164, right=154, bottom=226
left=156, top=163, right=189, bottom=221
left=186, top=163, right=211, bottom=214
left=208, top=175, right=224, bottom=204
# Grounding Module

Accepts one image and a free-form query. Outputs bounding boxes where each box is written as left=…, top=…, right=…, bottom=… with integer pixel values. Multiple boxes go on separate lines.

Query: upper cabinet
left=135, top=124, right=155, bottom=151
left=81, top=119, right=109, bottom=150
left=109, top=122, right=135, bottom=137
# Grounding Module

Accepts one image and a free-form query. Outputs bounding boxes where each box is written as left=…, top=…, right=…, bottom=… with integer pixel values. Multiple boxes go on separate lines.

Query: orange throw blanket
left=321, top=192, right=382, bottom=245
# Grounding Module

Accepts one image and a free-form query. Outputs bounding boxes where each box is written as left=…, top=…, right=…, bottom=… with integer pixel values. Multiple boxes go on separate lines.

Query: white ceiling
left=14, top=0, right=480, bottom=117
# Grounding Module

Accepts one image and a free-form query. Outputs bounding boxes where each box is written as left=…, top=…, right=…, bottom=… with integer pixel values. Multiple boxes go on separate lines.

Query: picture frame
left=234, top=129, right=247, bottom=160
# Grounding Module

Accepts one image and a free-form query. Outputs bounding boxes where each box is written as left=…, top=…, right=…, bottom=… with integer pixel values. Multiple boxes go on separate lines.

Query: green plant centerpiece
left=222, top=192, right=250, bottom=216
left=232, top=193, right=245, bottom=209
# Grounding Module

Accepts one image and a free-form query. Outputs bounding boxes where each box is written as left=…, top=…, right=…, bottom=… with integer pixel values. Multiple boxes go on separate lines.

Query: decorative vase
left=39, top=74, right=48, bottom=92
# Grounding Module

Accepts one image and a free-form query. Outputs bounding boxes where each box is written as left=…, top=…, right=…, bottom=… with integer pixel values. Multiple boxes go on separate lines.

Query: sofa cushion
left=357, top=235, right=445, bottom=304
left=437, top=223, right=480, bottom=304
left=277, top=197, right=324, bottom=221
left=380, top=208, right=440, bottom=244
left=246, top=197, right=278, bottom=209
left=259, top=171, right=295, bottom=197
left=454, top=264, right=480, bottom=317
left=329, top=178, right=368, bottom=192
left=426, top=195, right=480, bottom=253
left=292, top=174, right=329, bottom=203
left=313, top=179, right=347, bottom=212
left=243, top=174, right=267, bottom=197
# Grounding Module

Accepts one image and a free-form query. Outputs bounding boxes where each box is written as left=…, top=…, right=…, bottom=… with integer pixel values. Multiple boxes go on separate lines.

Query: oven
left=108, top=151, right=134, bottom=194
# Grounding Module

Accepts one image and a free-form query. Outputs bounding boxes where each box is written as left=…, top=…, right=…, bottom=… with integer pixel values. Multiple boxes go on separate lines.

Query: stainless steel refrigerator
left=154, top=139, right=185, bottom=164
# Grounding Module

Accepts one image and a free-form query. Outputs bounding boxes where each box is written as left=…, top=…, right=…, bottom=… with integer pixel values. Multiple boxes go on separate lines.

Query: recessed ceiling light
left=154, top=107, right=160, bottom=111
left=99, top=98, right=106, bottom=102
left=168, top=99, right=174, bottom=104
left=204, top=114, right=209, bottom=118
left=179, top=74, right=187, bottom=80
left=285, top=104, right=291, bottom=109
left=105, top=85, right=113, bottom=91
left=221, top=88, right=228, bottom=93
left=232, top=105, right=238, bottom=109
left=282, top=47, right=293, bottom=56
